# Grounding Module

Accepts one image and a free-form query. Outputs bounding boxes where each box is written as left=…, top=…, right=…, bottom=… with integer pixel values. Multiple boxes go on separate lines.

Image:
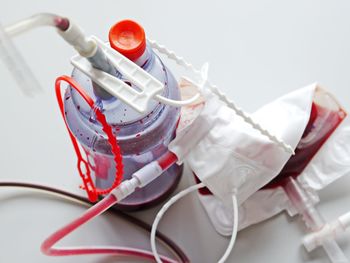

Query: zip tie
left=149, top=39, right=294, bottom=154
left=208, top=82, right=295, bottom=154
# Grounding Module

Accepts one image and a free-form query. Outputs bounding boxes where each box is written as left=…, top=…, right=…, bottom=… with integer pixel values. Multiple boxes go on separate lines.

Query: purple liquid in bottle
left=63, top=20, right=183, bottom=210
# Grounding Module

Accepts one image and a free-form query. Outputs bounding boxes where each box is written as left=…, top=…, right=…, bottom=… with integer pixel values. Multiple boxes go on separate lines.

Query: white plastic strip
left=72, top=36, right=202, bottom=113
left=94, top=37, right=201, bottom=108
left=95, top=37, right=164, bottom=94
left=149, top=39, right=294, bottom=154
left=72, top=36, right=165, bottom=113
left=71, top=54, right=155, bottom=113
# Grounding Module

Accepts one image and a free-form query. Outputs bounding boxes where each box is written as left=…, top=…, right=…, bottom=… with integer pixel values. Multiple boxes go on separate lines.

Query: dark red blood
left=54, top=17, right=70, bottom=31
left=194, top=173, right=212, bottom=195
left=158, top=151, right=178, bottom=171
left=194, top=102, right=346, bottom=195
left=262, top=103, right=345, bottom=189
left=302, top=103, right=318, bottom=138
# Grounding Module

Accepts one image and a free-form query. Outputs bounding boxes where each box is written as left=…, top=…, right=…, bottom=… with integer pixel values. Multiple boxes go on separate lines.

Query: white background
left=1, top=0, right=350, bottom=262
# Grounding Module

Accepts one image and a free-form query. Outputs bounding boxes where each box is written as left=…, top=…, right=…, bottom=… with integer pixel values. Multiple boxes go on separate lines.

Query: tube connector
left=110, top=177, right=140, bottom=201
left=110, top=161, right=165, bottom=201
left=303, top=211, right=350, bottom=252
left=58, top=21, right=97, bottom=57
left=132, top=161, right=163, bottom=188
left=284, top=178, right=349, bottom=263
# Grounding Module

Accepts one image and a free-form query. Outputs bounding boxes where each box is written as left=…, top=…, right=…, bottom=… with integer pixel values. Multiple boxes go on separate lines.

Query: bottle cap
left=109, top=20, right=146, bottom=61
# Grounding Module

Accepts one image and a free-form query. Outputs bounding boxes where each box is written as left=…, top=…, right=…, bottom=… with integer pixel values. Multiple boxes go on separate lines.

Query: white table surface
left=1, top=0, right=350, bottom=262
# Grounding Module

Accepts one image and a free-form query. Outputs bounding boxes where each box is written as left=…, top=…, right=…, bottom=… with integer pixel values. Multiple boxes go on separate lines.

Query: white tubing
left=155, top=93, right=201, bottom=107
left=218, top=194, right=238, bottom=263
left=150, top=183, right=205, bottom=263
left=150, top=183, right=239, bottom=263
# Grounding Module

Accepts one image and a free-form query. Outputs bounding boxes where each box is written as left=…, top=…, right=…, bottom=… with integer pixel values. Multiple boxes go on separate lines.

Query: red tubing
left=41, top=194, right=177, bottom=262
left=158, top=151, right=178, bottom=171
left=41, top=194, right=117, bottom=256
left=0, top=181, right=189, bottom=262
left=55, top=76, right=124, bottom=202
left=48, top=76, right=179, bottom=262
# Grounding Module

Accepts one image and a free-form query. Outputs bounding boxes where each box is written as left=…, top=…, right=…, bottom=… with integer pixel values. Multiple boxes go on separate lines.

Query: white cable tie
left=149, top=39, right=294, bottom=155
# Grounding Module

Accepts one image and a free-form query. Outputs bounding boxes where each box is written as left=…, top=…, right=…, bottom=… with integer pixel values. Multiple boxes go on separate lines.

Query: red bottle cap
left=109, top=20, right=146, bottom=61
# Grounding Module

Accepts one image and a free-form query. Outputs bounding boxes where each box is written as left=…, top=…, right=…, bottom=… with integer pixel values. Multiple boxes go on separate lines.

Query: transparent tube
left=41, top=193, right=177, bottom=263
left=303, top=211, right=350, bottom=252
left=4, top=13, right=62, bottom=37
left=339, top=212, right=350, bottom=229
left=0, top=22, right=42, bottom=96
left=284, top=177, right=348, bottom=263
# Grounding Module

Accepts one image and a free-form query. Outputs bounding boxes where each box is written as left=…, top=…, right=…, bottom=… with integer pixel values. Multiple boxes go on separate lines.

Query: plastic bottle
left=63, top=20, right=183, bottom=210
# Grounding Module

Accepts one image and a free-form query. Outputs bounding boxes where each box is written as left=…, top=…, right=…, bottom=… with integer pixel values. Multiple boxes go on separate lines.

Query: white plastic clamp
left=71, top=36, right=165, bottom=113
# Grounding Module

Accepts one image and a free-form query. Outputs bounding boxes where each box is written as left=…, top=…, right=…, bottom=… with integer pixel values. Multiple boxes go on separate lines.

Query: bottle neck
left=133, top=43, right=153, bottom=68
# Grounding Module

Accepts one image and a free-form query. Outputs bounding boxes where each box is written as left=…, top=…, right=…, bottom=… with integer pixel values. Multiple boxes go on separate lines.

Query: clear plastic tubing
left=0, top=21, right=42, bottom=96
left=0, top=13, right=71, bottom=96
left=64, top=20, right=183, bottom=210
left=284, top=178, right=348, bottom=263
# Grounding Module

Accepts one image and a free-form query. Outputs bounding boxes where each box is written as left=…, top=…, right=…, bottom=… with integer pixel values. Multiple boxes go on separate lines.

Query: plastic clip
left=71, top=36, right=165, bottom=113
